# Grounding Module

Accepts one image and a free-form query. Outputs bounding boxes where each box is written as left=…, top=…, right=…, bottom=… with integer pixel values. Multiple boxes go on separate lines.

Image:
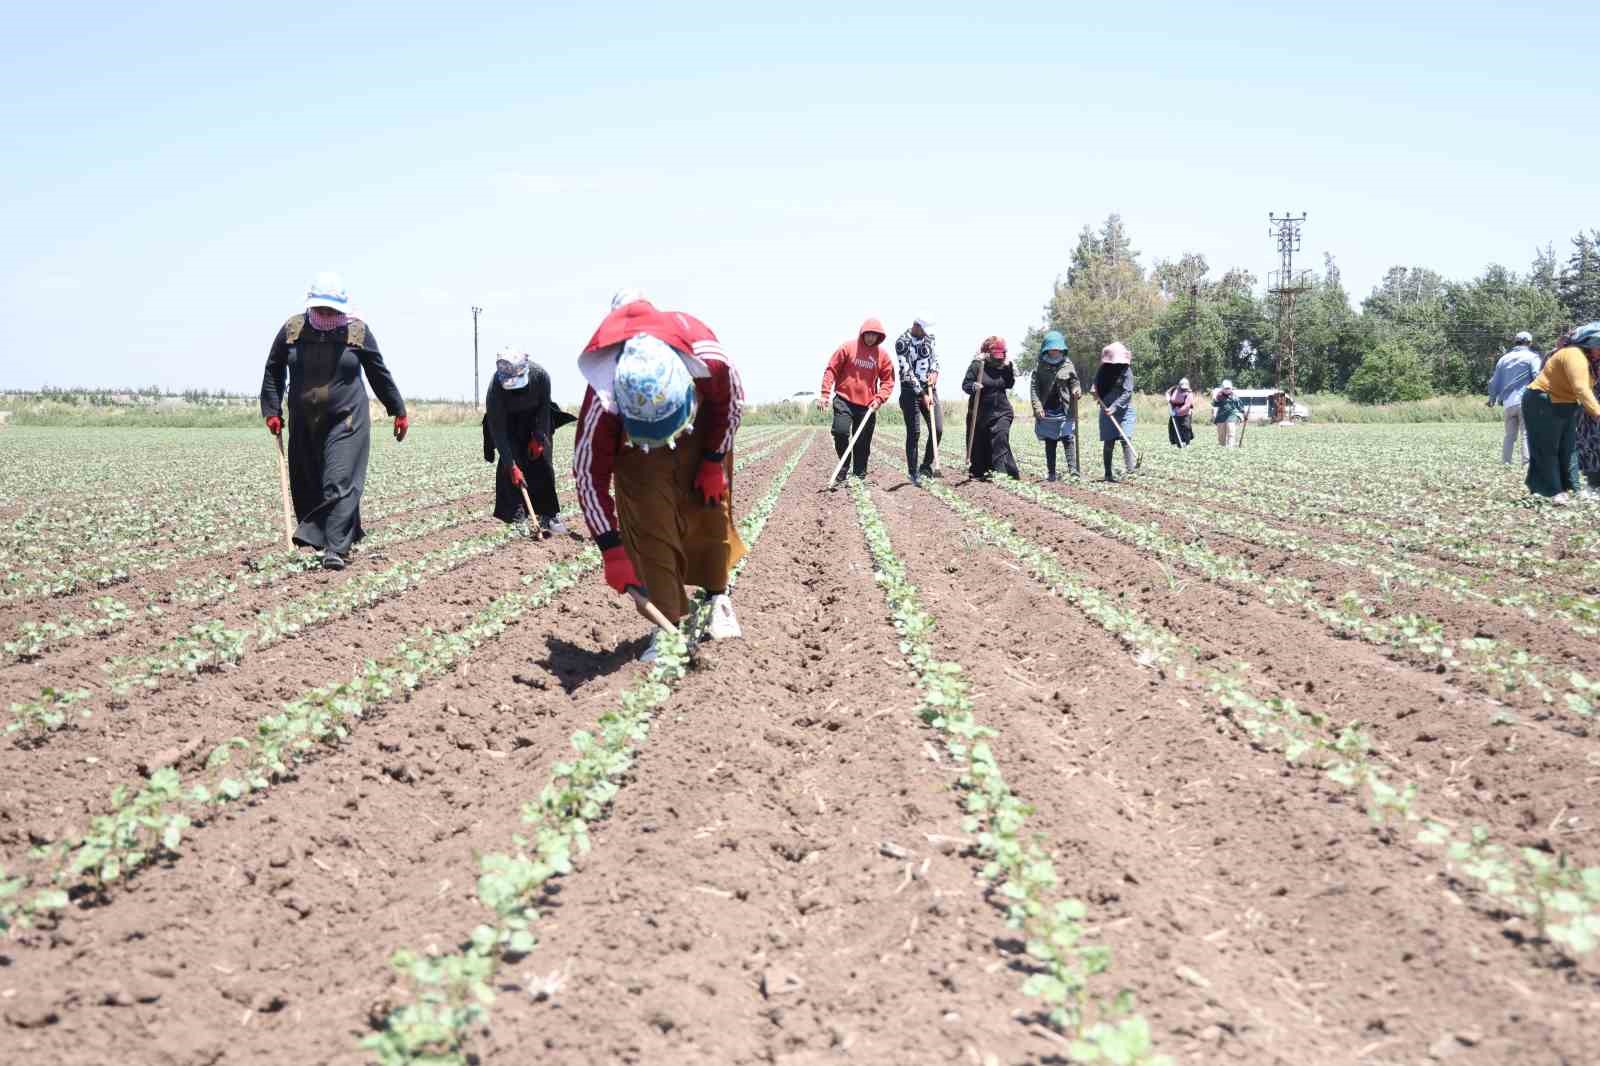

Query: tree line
left=1018, top=215, right=1600, bottom=403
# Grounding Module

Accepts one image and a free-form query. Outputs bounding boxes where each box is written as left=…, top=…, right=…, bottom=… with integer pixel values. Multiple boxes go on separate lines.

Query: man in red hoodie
left=817, top=317, right=896, bottom=488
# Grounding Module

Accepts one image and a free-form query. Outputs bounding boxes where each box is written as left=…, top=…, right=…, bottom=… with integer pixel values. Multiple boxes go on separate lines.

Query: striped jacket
left=573, top=306, right=743, bottom=549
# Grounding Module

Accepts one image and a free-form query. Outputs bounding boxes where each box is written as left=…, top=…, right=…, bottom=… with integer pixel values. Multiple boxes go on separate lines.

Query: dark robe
left=483, top=366, right=574, bottom=522
left=260, top=315, right=405, bottom=555
left=962, top=357, right=1020, bottom=480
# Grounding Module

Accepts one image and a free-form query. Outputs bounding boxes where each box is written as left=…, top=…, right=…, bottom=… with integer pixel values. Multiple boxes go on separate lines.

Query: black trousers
left=1168, top=414, right=1194, bottom=447
left=898, top=387, right=943, bottom=475
left=493, top=453, right=560, bottom=522
left=831, top=395, right=876, bottom=478
left=969, top=413, right=1019, bottom=479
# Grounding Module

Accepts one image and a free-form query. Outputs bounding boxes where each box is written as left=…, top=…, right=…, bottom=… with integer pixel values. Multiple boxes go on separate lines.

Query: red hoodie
left=820, top=318, right=895, bottom=407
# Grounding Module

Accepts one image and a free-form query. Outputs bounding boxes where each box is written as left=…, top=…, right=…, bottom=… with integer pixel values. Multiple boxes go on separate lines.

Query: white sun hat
left=306, top=271, right=351, bottom=313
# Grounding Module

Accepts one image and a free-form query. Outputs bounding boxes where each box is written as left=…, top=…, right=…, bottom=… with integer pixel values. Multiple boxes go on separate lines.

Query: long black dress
left=483, top=366, right=573, bottom=522
left=962, top=357, right=1020, bottom=479
left=260, top=315, right=405, bottom=555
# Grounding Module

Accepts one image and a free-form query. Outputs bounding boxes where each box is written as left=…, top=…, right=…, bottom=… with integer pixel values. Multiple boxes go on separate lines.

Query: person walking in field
left=483, top=349, right=573, bottom=534
left=260, top=272, right=408, bottom=571
left=1212, top=379, right=1245, bottom=448
left=895, top=318, right=941, bottom=485
left=963, top=336, right=1020, bottom=480
left=818, top=318, right=895, bottom=489
left=1522, top=322, right=1600, bottom=504
left=1166, top=377, right=1196, bottom=447
left=1487, top=331, right=1543, bottom=465
left=573, top=291, right=745, bottom=659
left=1091, top=341, right=1136, bottom=481
left=1030, top=330, right=1079, bottom=480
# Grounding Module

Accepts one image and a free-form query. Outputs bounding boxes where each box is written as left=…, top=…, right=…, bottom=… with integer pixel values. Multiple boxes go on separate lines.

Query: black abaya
left=260, top=316, right=405, bottom=555
left=484, top=367, right=572, bottom=522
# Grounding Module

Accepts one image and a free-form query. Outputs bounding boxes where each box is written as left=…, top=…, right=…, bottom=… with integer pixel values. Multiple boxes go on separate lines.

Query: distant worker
left=260, top=272, right=407, bottom=571
left=1166, top=377, right=1196, bottom=447
left=1521, top=322, right=1600, bottom=504
left=1573, top=337, right=1600, bottom=495
left=1030, top=330, right=1080, bottom=480
left=963, top=336, right=1020, bottom=480
left=1091, top=341, right=1136, bottom=481
left=483, top=349, right=573, bottom=535
left=573, top=291, right=746, bottom=659
left=1486, top=331, right=1542, bottom=465
left=1212, top=379, right=1245, bottom=447
left=818, top=318, right=895, bottom=489
left=895, top=317, right=941, bottom=485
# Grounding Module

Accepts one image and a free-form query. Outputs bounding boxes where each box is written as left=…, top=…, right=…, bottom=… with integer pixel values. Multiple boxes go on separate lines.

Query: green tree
left=1346, top=338, right=1433, bottom=404
left=1558, top=230, right=1600, bottom=324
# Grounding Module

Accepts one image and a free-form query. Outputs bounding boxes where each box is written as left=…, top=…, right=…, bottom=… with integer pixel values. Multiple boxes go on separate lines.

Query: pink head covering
left=1100, top=341, right=1132, bottom=365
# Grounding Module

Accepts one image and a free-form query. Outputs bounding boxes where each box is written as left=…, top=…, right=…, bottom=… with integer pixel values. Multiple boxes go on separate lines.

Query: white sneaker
left=638, top=631, right=664, bottom=663
left=541, top=516, right=569, bottom=536
left=1551, top=492, right=1576, bottom=507
left=706, top=594, right=742, bottom=640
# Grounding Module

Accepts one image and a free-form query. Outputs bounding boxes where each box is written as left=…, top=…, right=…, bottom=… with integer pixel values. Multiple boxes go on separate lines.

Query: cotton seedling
left=6, top=686, right=91, bottom=741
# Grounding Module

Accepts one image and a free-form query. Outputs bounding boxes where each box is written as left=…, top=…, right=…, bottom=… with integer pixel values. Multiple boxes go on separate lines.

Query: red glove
left=527, top=436, right=545, bottom=461
left=393, top=415, right=409, bottom=442
left=265, top=415, right=282, bottom=436
left=695, top=458, right=727, bottom=505
left=602, top=546, right=639, bottom=594
left=508, top=463, right=525, bottom=487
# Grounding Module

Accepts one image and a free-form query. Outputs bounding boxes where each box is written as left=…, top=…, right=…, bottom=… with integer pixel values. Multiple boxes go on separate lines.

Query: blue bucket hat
left=1039, top=330, right=1068, bottom=364
left=495, top=349, right=531, bottom=390
left=1572, top=322, right=1600, bottom=349
left=614, top=335, right=697, bottom=449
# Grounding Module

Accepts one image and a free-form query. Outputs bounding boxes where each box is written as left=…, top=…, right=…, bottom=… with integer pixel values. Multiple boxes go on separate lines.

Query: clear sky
left=2, top=1, right=1595, bottom=404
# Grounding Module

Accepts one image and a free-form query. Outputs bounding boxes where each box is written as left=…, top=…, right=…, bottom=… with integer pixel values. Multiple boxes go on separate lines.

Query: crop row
left=985, top=454, right=1597, bottom=728
left=1, top=428, right=799, bottom=667
left=916, top=476, right=1600, bottom=966
left=0, top=437, right=806, bottom=935
left=363, top=437, right=812, bottom=1065
left=847, top=478, right=1168, bottom=1064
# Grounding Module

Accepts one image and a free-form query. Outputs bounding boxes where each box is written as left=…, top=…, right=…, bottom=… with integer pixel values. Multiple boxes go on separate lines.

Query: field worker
left=1091, top=341, right=1137, bottom=481
left=1166, top=377, right=1196, bottom=447
left=1486, top=331, right=1542, bottom=465
left=818, top=318, right=895, bottom=488
left=1213, top=380, right=1245, bottom=447
left=484, top=349, right=574, bottom=535
left=573, top=291, right=746, bottom=659
left=1577, top=342, right=1600, bottom=496
left=1030, top=330, right=1080, bottom=480
left=1521, top=322, right=1600, bottom=504
left=963, top=336, right=1021, bottom=480
left=260, top=272, right=407, bottom=571
left=895, top=317, right=941, bottom=485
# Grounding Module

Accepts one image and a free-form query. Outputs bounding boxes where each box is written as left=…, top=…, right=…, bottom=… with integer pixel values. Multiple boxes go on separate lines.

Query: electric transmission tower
left=1267, top=212, right=1310, bottom=398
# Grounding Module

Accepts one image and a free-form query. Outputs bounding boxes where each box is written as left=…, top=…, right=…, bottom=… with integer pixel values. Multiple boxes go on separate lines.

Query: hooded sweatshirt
left=821, top=318, right=896, bottom=408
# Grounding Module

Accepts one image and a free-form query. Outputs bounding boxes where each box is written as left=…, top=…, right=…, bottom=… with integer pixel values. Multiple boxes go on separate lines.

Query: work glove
left=265, top=415, right=282, bottom=436
left=393, top=415, right=409, bottom=442
left=508, top=463, right=526, bottom=488
left=602, top=545, right=639, bottom=595
left=527, top=435, right=545, bottom=461
left=695, top=458, right=727, bottom=505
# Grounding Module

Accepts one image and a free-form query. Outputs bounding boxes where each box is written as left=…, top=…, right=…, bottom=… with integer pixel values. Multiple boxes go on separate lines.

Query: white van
left=1211, top=388, right=1310, bottom=424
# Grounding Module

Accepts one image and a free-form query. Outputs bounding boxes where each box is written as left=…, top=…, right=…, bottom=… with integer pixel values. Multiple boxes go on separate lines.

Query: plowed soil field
left=2, top=420, right=1597, bottom=1066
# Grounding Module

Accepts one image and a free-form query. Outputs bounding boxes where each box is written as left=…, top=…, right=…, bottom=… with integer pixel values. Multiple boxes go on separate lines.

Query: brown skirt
left=613, top=429, right=746, bottom=622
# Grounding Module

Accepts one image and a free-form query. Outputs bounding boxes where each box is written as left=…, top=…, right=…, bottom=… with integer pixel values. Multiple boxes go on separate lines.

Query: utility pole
left=1267, top=213, right=1310, bottom=403
left=1186, top=283, right=1200, bottom=376
left=471, top=306, right=483, bottom=409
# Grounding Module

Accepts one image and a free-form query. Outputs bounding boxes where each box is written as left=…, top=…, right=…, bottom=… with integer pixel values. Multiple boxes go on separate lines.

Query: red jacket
left=572, top=301, right=743, bottom=549
left=820, top=318, right=895, bottom=407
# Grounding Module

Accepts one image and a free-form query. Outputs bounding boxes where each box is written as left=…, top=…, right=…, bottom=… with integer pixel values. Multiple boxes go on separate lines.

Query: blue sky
left=2, top=1, right=1595, bottom=403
